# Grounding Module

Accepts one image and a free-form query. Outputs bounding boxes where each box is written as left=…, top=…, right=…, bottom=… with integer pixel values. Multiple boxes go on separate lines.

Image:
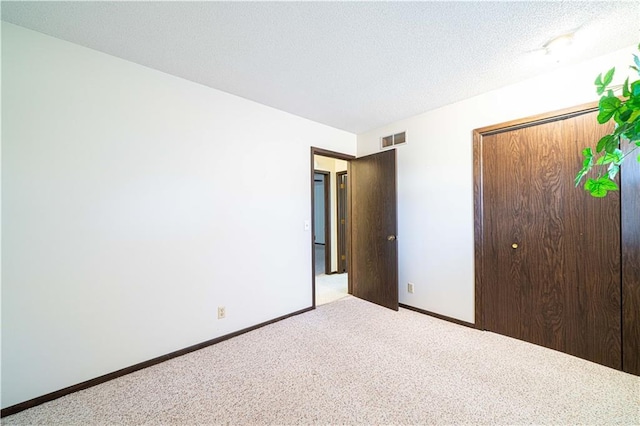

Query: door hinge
left=341, top=255, right=346, bottom=260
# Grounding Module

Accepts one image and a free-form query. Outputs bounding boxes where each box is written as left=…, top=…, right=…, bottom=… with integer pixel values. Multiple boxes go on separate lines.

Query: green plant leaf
left=582, top=50, right=640, bottom=192
left=623, top=78, right=631, bottom=97
left=612, top=148, right=624, bottom=163
left=595, top=73, right=608, bottom=96
left=627, top=121, right=640, bottom=143
left=596, top=148, right=624, bottom=165
left=596, top=134, right=615, bottom=153
left=585, top=177, right=618, bottom=198
left=575, top=147, right=594, bottom=186
left=595, top=73, right=604, bottom=95
left=618, top=108, right=633, bottom=124
left=628, top=96, right=640, bottom=110
left=603, top=67, right=615, bottom=86
left=600, top=179, right=618, bottom=190
left=598, top=96, right=622, bottom=123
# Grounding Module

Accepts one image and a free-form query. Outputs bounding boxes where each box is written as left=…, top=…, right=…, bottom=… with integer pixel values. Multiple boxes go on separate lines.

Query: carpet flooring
left=3, top=296, right=639, bottom=425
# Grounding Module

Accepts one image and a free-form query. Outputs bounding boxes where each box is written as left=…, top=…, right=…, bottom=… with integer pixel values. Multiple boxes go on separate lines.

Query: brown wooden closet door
left=481, top=111, right=621, bottom=369
left=621, top=137, right=640, bottom=375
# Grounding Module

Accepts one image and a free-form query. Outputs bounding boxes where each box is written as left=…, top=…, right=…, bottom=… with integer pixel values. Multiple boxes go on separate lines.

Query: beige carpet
left=315, top=273, right=348, bottom=305
left=3, top=296, right=639, bottom=425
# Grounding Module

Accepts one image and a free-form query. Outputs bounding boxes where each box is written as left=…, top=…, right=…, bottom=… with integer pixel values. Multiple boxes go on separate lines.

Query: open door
left=350, top=149, right=398, bottom=310
left=336, top=171, right=348, bottom=273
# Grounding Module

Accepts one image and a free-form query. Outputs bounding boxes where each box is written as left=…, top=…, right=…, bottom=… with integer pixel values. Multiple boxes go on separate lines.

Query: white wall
left=1, top=23, right=356, bottom=408
left=358, top=44, right=637, bottom=323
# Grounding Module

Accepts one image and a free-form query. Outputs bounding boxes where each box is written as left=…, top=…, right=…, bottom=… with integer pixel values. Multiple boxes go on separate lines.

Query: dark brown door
left=313, top=171, right=331, bottom=275
left=337, top=171, right=348, bottom=273
left=480, top=110, right=621, bottom=369
left=621, top=136, right=640, bottom=376
left=350, top=149, right=398, bottom=310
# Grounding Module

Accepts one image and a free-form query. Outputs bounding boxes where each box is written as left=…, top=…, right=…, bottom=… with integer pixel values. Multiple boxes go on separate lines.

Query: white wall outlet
left=217, top=306, right=226, bottom=319
left=408, top=282, right=415, bottom=294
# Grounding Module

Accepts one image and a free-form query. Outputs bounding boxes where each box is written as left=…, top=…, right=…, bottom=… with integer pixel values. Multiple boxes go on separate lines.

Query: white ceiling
left=2, top=1, right=639, bottom=134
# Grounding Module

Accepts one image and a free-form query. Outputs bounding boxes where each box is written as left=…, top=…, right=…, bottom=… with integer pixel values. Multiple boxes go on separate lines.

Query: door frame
left=473, top=101, right=599, bottom=329
left=313, top=170, right=331, bottom=274
left=310, top=148, right=355, bottom=308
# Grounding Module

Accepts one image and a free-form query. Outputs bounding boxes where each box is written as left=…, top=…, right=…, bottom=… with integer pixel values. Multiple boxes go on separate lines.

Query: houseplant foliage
left=575, top=43, right=640, bottom=197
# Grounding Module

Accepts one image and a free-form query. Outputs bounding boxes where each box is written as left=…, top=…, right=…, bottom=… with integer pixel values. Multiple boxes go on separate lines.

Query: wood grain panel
left=479, top=110, right=621, bottom=369
left=350, top=149, right=398, bottom=310
left=621, top=139, right=640, bottom=375
left=562, top=112, right=620, bottom=369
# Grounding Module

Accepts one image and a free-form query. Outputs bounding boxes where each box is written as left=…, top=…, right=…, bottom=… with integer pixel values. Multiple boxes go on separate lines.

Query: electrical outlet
left=408, top=282, right=415, bottom=294
left=218, top=306, right=226, bottom=319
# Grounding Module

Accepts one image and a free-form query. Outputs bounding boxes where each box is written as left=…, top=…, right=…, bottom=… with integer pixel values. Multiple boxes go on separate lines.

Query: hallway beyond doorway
left=314, top=244, right=325, bottom=275
left=316, top=273, right=348, bottom=305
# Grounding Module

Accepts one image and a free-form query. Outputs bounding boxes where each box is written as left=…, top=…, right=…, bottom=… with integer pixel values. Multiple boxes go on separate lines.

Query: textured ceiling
left=2, top=1, right=639, bottom=134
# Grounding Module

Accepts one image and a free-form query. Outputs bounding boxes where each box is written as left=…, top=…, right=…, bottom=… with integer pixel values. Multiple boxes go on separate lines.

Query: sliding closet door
left=477, top=110, right=622, bottom=369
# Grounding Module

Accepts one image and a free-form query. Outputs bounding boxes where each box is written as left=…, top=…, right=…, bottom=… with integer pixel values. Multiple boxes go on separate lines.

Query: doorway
left=313, top=154, right=349, bottom=305
left=310, top=147, right=399, bottom=311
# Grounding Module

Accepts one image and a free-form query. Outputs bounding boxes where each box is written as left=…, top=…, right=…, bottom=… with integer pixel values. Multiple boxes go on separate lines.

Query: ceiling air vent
left=381, top=131, right=406, bottom=149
